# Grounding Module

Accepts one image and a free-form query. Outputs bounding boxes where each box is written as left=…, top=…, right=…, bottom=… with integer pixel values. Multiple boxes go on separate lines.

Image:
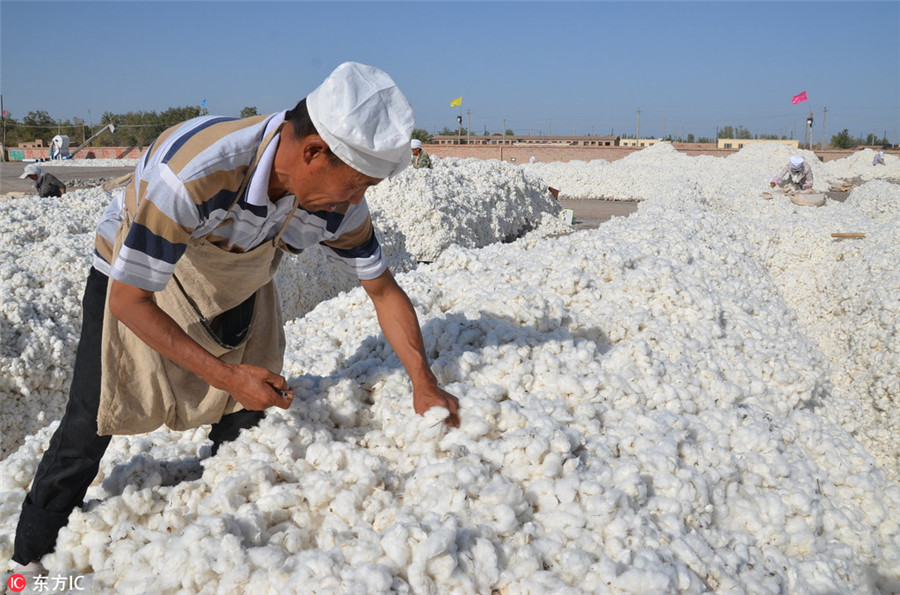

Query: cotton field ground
left=1, top=144, right=898, bottom=593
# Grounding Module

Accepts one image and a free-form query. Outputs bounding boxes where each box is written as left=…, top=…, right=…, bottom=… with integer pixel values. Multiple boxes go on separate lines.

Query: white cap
left=19, top=164, right=41, bottom=179
left=410, top=139, right=422, bottom=149
left=306, top=62, right=415, bottom=179
left=790, top=156, right=804, bottom=169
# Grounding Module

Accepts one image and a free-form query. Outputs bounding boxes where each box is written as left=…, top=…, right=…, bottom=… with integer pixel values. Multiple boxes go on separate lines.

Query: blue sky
left=2, top=1, right=898, bottom=141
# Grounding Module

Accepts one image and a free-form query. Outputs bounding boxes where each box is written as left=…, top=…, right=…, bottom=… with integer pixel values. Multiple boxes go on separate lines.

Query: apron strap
left=217, top=119, right=297, bottom=249
left=272, top=197, right=300, bottom=247
left=226, top=121, right=286, bottom=218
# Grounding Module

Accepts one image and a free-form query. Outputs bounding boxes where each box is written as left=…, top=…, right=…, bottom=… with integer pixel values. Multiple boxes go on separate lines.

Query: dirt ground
left=557, top=198, right=638, bottom=229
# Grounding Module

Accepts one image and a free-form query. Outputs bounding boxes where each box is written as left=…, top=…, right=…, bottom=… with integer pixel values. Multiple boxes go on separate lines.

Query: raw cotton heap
left=0, top=190, right=110, bottom=457
left=275, top=157, right=565, bottom=321
left=1, top=146, right=898, bottom=593
left=524, top=143, right=899, bottom=204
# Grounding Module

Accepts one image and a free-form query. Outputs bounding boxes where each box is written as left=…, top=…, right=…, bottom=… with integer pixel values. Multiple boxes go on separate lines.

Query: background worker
left=11, top=61, right=459, bottom=576
left=19, top=164, right=66, bottom=197
left=50, top=135, right=70, bottom=159
left=410, top=138, right=432, bottom=169
left=770, top=155, right=813, bottom=190
left=873, top=151, right=885, bottom=166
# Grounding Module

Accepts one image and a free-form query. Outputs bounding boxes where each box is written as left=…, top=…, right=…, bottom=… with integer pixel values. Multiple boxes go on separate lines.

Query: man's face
left=272, top=127, right=383, bottom=213
left=296, top=157, right=382, bottom=213
left=412, top=148, right=421, bottom=156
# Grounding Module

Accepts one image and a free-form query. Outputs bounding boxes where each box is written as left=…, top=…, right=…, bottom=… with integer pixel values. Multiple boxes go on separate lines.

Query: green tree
left=863, top=132, right=887, bottom=147
left=411, top=128, right=432, bottom=143
left=240, top=106, right=258, bottom=118
left=686, top=133, right=695, bottom=143
left=22, top=110, right=56, bottom=143
left=718, top=126, right=734, bottom=139
left=830, top=129, right=856, bottom=149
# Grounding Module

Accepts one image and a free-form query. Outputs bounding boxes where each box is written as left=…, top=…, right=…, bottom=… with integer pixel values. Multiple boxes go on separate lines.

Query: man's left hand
left=413, top=384, right=460, bottom=428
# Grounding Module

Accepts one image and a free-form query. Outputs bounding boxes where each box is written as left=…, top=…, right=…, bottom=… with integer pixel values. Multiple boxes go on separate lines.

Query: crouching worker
left=770, top=155, right=813, bottom=191
left=11, top=62, right=460, bottom=575
left=19, top=164, right=66, bottom=197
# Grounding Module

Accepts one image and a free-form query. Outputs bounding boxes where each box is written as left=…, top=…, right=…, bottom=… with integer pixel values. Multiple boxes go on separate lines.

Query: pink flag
left=792, top=91, right=808, bottom=104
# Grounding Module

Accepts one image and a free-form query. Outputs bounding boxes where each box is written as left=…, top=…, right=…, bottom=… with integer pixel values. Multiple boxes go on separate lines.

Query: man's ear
left=301, top=135, right=329, bottom=166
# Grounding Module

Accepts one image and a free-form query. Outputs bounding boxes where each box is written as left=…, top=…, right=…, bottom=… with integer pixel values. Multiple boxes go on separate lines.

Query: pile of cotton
left=274, top=158, right=567, bottom=320
left=523, top=143, right=899, bottom=209
left=2, top=144, right=899, bottom=594
left=525, top=159, right=613, bottom=199
left=367, top=157, right=565, bottom=262
left=3, top=199, right=898, bottom=593
left=0, top=188, right=108, bottom=457
left=843, top=178, right=900, bottom=222
left=824, top=148, right=900, bottom=182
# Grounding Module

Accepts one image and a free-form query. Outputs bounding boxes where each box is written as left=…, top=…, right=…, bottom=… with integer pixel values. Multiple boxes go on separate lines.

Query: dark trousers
left=13, top=268, right=264, bottom=564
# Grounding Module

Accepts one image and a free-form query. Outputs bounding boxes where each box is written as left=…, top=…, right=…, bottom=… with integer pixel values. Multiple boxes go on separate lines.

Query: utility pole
left=467, top=109, right=471, bottom=146
left=820, top=106, right=827, bottom=149
left=501, top=118, right=505, bottom=161
left=636, top=107, right=641, bottom=143
left=1, top=94, right=5, bottom=158
left=805, top=112, right=814, bottom=150
left=549, top=119, right=552, bottom=137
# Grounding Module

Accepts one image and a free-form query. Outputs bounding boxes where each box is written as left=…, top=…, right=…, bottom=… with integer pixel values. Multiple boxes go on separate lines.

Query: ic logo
left=7, top=573, right=26, bottom=592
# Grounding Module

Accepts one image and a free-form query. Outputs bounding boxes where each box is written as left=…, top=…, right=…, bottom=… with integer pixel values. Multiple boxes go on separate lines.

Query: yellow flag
left=450, top=96, right=462, bottom=107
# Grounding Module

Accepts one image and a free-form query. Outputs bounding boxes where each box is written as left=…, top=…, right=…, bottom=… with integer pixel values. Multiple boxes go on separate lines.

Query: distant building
left=717, top=138, right=799, bottom=149
left=431, top=134, right=620, bottom=147
left=18, top=139, right=49, bottom=148
left=619, top=138, right=663, bottom=148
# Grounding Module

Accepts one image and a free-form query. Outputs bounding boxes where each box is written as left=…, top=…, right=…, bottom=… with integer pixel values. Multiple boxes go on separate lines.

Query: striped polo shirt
left=93, top=112, right=387, bottom=292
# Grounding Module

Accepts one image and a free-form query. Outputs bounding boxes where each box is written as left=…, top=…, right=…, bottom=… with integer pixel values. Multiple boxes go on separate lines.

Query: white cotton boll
left=379, top=523, right=412, bottom=571
left=340, top=562, right=394, bottom=593
left=455, top=537, right=500, bottom=592
left=407, top=519, right=458, bottom=591
left=402, top=406, right=451, bottom=447
left=555, top=547, right=594, bottom=583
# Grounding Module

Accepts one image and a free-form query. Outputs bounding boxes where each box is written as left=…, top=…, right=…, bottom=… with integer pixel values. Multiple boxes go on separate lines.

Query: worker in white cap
left=873, top=151, right=885, bottom=166
left=19, top=163, right=67, bottom=197
left=410, top=138, right=432, bottom=169
left=770, top=155, right=813, bottom=190
left=11, top=62, right=459, bottom=575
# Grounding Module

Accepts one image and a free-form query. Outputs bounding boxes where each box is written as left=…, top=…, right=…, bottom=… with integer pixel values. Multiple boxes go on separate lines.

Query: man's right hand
left=224, top=364, right=294, bottom=411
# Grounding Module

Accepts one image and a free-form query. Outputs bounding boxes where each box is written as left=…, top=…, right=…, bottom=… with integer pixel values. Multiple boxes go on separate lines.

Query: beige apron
left=98, top=124, right=296, bottom=435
